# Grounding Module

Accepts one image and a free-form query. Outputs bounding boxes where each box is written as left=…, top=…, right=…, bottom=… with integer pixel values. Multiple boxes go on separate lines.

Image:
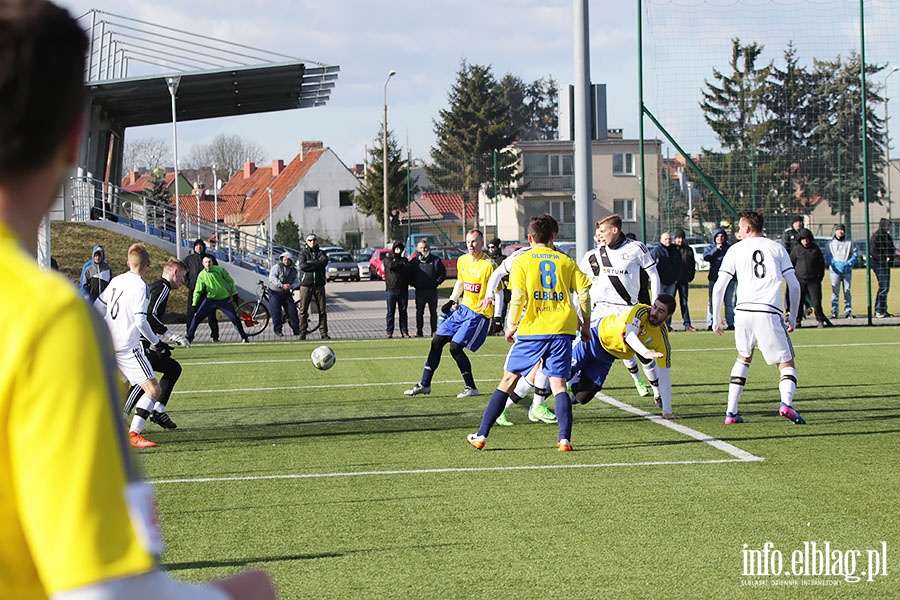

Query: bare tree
left=123, top=137, right=170, bottom=172
left=184, top=133, right=267, bottom=187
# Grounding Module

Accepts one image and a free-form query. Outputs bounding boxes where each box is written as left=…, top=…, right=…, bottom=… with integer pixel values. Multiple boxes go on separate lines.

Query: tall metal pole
left=267, top=188, right=274, bottom=267
left=687, top=181, right=693, bottom=237
left=859, top=0, right=872, bottom=324
left=212, top=162, right=219, bottom=243
left=885, top=67, right=899, bottom=223
left=573, top=0, right=593, bottom=260
left=637, top=0, right=647, bottom=241
left=383, top=70, right=396, bottom=247
left=166, top=76, right=182, bottom=259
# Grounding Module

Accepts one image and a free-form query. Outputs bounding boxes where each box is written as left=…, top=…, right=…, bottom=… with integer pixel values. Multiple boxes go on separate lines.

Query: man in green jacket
left=186, top=256, right=249, bottom=343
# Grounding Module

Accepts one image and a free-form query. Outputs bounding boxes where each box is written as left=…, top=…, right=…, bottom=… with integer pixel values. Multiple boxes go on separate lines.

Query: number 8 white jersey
left=718, top=236, right=794, bottom=315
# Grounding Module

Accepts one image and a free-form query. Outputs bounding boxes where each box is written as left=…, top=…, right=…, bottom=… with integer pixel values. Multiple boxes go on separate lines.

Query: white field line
left=179, top=340, right=900, bottom=367
left=152, top=390, right=761, bottom=485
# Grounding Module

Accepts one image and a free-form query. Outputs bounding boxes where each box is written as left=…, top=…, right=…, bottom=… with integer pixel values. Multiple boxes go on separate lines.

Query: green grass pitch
left=139, top=328, right=899, bottom=599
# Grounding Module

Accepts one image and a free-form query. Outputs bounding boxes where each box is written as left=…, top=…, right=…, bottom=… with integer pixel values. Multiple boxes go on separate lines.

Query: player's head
left=465, top=228, right=484, bottom=256
left=649, top=294, right=676, bottom=326
left=736, top=210, right=764, bottom=238
left=127, top=243, right=151, bottom=274
left=202, top=255, right=213, bottom=270
left=162, top=257, right=187, bottom=288
left=595, top=214, right=624, bottom=246
left=0, top=0, right=87, bottom=184
left=528, top=213, right=558, bottom=245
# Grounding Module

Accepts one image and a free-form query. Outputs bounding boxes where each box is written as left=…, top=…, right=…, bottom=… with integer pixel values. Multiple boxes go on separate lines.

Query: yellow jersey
left=598, top=303, right=671, bottom=368
left=509, top=247, right=591, bottom=336
left=457, top=252, right=495, bottom=318
left=0, top=225, right=155, bottom=599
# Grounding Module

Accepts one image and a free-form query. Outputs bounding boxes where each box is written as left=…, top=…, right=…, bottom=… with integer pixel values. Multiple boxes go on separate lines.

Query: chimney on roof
left=243, top=162, right=256, bottom=179
left=299, top=141, right=324, bottom=161
left=272, top=159, right=284, bottom=177
left=128, top=171, right=140, bottom=185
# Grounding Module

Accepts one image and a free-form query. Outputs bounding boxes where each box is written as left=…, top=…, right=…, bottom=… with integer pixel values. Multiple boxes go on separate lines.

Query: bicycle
left=237, top=281, right=318, bottom=337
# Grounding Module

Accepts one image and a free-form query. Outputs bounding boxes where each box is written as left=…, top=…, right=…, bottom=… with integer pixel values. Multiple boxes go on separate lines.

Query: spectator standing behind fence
left=297, top=233, right=330, bottom=339
left=673, top=229, right=697, bottom=331
left=651, top=231, right=683, bottom=327
left=184, top=238, right=220, bottom=342
left=409, top=239, right=446, bottom=337
left=267, top=251, right=301, bottom=336
left=781, top=215, right=805, bottom=255
left=703, top=227, right=735, bottom=330
left=870, top=218, right=894, bottom=318
left=79, top=243, right=111, bottom=302
left=825, top=223, right=857, bottom=319
left=791, top=229, right=833, bottom=328
left=384, top=240, right=411, bottom=338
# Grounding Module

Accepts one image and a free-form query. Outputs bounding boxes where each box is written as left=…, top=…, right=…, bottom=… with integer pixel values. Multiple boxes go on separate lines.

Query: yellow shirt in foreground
left=509, top=247, right=591, bottom=336
left=598, top=303, right=672, bottom=368
left=457, top=252, right=495, bottom=318
left=0, top=225, right=155, bottom=599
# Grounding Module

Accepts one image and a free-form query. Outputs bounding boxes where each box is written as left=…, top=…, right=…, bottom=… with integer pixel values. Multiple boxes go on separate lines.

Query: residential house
left=217, top=141, right=377, bottom=252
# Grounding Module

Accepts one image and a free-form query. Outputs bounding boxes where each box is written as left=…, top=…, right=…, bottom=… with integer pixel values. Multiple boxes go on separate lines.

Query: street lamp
left=687, top=181, right=693, bottom=237
left=267, top=187, right=274, bottom=267
left=166, top=75, right=182, bottom=258
left=383, top=69, right=396, bottom=247
left=211, top=162, right=219, bottom=245
left=885, top=66, right=900, bottom=222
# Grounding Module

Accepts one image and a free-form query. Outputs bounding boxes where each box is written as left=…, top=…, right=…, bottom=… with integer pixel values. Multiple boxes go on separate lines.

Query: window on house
left=613, top=153, right=635, bottom=176
left=304, top=190, right=319, bottom=208
left=614, top=198, right=636, bottom=222
left=339, top=190, right=353, bottom=207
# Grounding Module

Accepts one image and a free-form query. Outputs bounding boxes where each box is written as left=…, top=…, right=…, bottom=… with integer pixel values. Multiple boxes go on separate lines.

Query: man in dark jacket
left=267, top=251, right=301, bottom=336
left=781, top=215, right=805, bottom=254
left=791, top=229, right=832, bottom=327
left=673, top=229, right=697, bottom=331
left=183, top=238, right=219, bottom=341
left=409, top=239, right=447, bottom=337
left=703, top=227, right=735, bottom=330
left=79, top=243, right=111, bottom=302
left=384, top=240, right=411, bottom=338
left=870, top=218, right=894, bottom=317
left=651, top=231, right=683, bottom=326
left=297, top=233, right=329, bottom=339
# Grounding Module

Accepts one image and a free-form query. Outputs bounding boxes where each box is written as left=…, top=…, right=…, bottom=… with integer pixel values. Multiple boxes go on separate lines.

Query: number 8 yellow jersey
left=509, top=247, right=591, bottom=336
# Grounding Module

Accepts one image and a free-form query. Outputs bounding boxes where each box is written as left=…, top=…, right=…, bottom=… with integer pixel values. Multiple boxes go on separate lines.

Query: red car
left=407, top=245, right=463, bottom=279
left=368, top=248, right=392, bottom=280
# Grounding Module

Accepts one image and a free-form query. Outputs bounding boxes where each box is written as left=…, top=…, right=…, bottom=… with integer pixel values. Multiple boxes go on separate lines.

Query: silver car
left=325, top=251, right=361, bottom=282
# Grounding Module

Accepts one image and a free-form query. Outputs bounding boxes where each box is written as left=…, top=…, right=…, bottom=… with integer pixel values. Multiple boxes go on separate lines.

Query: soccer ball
left=310, top=345, right=336, bottom=370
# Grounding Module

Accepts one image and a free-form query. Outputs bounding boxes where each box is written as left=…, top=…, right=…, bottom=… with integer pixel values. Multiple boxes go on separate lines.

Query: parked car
left=689, top=243, right=710, bottom=272
left=407, top=245, right=464, bottom=279
left=369, top=248, right=392, bottom=280
left=325, top=251, right=360, bottom=282
left=319, top=244, right=345, bottom=255
left=353, top=248, right=375, bottom=279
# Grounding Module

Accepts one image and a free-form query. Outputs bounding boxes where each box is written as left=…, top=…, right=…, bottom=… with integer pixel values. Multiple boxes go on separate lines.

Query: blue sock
left=477, top=389, right=509, bottom=437
left=555, top=391, right=573, bottom=441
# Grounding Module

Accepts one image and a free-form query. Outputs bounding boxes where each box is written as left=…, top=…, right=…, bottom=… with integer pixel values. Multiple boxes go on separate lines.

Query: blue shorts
left=506, top=335, right=575, bottom=378
left=436, top=304, right=490, bottom=352
left=569, top=328, right=616, bottom=387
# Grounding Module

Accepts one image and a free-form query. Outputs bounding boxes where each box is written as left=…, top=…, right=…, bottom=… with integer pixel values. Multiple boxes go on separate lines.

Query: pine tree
left=427, top=61, right=517, bottom=227
left=144, top=168, right=170, bottom=230
left=274, top=212, right=301, bottom=250
left=353, top=125, right=418, bottom=239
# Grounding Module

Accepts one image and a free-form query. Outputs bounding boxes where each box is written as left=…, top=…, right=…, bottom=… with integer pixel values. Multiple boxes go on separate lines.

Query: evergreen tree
left=524, top=76, right=559, bottom=141
left=353, top=125, right=418, bottom=239
left=274, top=212, right=301, bottom=250
left=427, top=60, right=517, bottom=226
left=144, top=167, right=170, bottom=230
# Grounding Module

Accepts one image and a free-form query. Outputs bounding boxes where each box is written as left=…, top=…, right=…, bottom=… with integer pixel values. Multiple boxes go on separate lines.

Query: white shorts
left=734, top=310, right=795, bottom=365
left=115, top=347, right=156, bottom=386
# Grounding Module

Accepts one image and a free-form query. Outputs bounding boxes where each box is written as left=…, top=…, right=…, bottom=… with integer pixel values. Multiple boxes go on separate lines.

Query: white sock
left=779, top=367, right=797, bottom=406
left=130, top=395, right=156, bottom=434
left=623, top=358, right=641, bottom=382
left=727, top=360, right=750, bottom=415
left=512, top=377, right=533, bottom=401
left=153, top=402, right=165, bottom=414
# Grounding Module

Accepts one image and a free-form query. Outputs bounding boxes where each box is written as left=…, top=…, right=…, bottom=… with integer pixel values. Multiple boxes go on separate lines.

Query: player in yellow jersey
left=0, top=2, right=274, bottom=598
left=406, top=228, right=495, bottom=398
left=566, top=295, right=680, bottom=419
left=467, top=214, right=592, bottom=452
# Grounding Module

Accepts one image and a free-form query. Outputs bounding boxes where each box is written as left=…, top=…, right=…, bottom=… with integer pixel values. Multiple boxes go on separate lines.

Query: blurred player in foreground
left=0, top=1, right=275, bottom=597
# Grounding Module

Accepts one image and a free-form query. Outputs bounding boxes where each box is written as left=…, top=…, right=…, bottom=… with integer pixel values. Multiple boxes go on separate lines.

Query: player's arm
left=623, top=323, right=662, bottom=360
left=506, top=287, right=526, bottom=342
left=644, top=263, right=661, bottom=303
left=575, top=270, right=592, bottom=341
left=134, top=292, right=160, bottom=347
left=783, top=268, right=801, bottom=330
left=710, top=270, right=735, bottom=335
left=479, top=255, right=511, bottom=309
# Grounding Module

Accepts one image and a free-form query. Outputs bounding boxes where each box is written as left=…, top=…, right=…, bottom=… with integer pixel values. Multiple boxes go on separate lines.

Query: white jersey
left=579, top=238, right=659, bottom=316
left=95, top=271, right=160, bottom=351
left=719, top=236, right=794, bottom=315
left=486, top=246, right=529, bottom=303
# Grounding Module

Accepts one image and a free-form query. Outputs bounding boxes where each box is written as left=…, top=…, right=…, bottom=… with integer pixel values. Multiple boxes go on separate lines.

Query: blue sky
left=57, top=0, right=641, bottom=168
left=57, top=0, right=899, bottom=169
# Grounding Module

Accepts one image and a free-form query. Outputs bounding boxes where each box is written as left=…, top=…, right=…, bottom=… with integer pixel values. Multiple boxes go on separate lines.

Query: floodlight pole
left=166, top=76, right=182, bottom=259
left=383, top=70, right=396, bottom=247
left=886, top=67, right=899, bottom=222
left=268, top=188, right=274, bottom=267
left=212, top=162, right=219, bottom=242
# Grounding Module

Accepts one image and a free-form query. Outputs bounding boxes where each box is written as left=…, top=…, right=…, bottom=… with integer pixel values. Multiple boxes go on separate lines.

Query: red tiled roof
left=405, top=192, right=476, bottom=223
left=121, top=171, right=177, bottom=193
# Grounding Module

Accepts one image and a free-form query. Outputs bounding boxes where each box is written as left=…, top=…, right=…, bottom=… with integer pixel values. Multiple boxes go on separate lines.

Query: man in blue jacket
left=79, top=244, right=111, bottom=302
left=703, top=227, right=735, bottom=330
left=825, top=223, right=858, bottom=318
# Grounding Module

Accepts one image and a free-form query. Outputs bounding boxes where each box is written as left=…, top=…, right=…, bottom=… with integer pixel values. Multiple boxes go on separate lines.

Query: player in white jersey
left=712, top=210, right=806, bottom=425
left=578, top=214, right=662, bottom=398
left=95, top=243, right=164, bottom=447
